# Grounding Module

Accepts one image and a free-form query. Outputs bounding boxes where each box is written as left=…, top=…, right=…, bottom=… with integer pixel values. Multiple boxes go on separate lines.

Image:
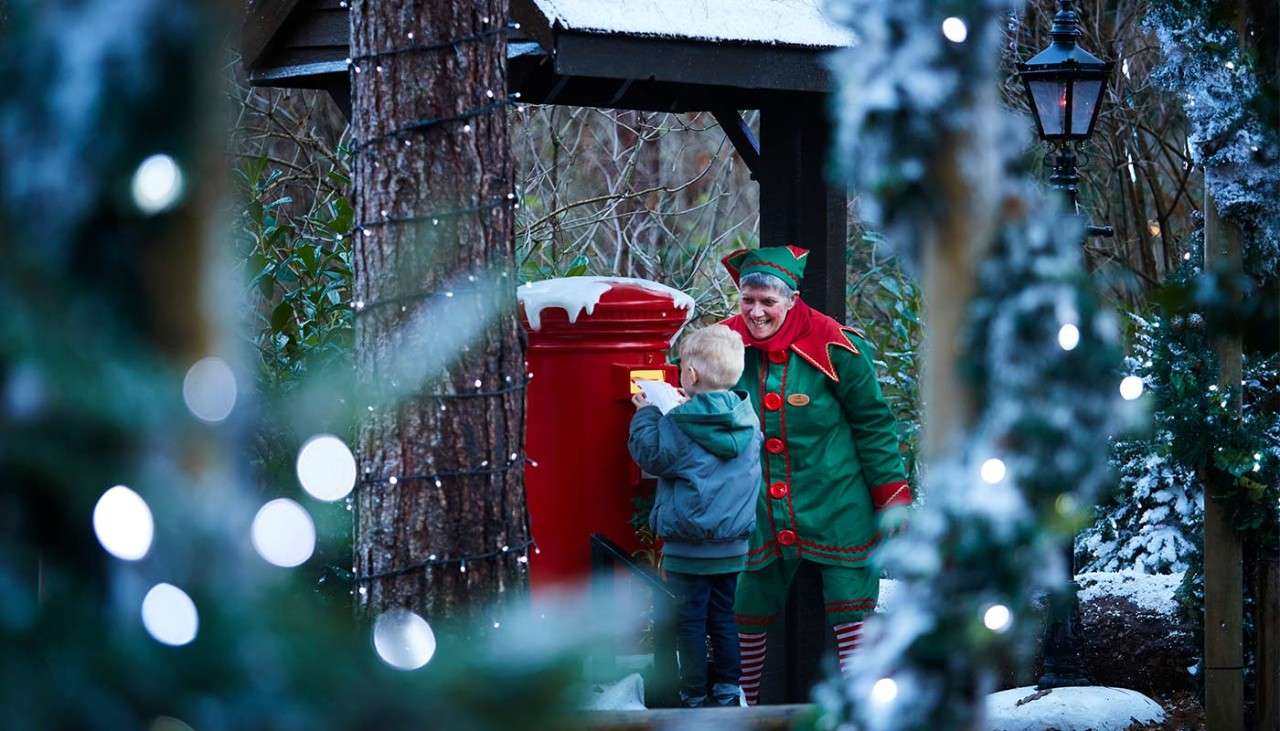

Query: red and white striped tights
left=738, top=621, right=863, bottom=705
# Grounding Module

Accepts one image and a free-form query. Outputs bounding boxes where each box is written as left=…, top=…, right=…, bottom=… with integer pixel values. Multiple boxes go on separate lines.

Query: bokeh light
left=92, top=485, right=154, bottom=561
left=1119, top=375, right=1145, bottom=400
left=296, top=434, right=357, bottom=501
left=251, top=498, right=316, bottom=568
left=373, top=608, right=436, bottom=670
left=131, top=154, right=184, bottom=214
left=983, top=604, right=1012, bottom=632
left=941, top=17, right=967, bottom=43
left=149, top=717, right=196, bottom=731
left=141, top=583, right=198, bottom=646
left=871, top=677, right=899, bottom=705
left=1056, top=323, right=1080, bottom=351
left=979, top=458, right=1007, bottom=485
left=182, top=356, right=237, bottom=423
left=1055, top=492, right=1078, bottom=516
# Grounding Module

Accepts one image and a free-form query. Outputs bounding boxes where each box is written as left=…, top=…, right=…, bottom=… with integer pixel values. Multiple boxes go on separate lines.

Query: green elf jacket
left=723, top=300, right=910, bottom=571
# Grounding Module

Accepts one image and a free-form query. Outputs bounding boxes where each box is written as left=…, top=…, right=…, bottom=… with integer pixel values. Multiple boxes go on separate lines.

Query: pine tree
left=349, top=0, right=529, bottom=619
left=1077, top=314, right=1205, bottom=575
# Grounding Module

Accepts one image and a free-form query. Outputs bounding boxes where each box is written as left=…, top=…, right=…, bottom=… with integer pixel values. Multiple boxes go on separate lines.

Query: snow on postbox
left=518, top=277, right=694, bottom=587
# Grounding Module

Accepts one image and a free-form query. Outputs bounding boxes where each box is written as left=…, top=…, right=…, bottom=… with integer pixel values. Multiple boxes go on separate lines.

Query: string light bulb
left=1056, top=323, right=1080, bottom=351
left=980, top=458, right=1007, bottom=485
left=1119, top=375, right=1145, bottom=400
left=871, top=677, right=898, bottom=705
left=983, top=604, right=1012, bottom=632
left=942, top=17, right=967, bottom=43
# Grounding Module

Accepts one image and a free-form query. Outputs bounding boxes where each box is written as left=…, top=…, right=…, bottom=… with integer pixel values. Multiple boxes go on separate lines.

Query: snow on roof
left=529, top=0, right=854, bottom=48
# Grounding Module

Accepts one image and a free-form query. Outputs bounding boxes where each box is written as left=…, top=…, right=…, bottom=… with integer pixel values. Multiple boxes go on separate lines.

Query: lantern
left=1016, top=1, right=1112, bottom=144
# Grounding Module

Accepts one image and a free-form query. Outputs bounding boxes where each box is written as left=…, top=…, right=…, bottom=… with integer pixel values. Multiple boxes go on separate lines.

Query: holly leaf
left=270, top=301, right=295, bottom=332
left=564, top=255, right=589, bottom=277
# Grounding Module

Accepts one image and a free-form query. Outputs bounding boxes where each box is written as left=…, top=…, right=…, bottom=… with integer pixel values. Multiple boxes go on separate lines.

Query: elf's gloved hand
left=877, top=504, right=910, bottom=538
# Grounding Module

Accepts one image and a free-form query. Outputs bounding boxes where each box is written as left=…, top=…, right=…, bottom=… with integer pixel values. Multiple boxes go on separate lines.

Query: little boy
left=628, top=324, right=762, bottom=708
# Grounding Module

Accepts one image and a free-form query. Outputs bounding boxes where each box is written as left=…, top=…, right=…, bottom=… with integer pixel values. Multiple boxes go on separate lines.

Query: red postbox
left=518, top=277, right=693, bottom=587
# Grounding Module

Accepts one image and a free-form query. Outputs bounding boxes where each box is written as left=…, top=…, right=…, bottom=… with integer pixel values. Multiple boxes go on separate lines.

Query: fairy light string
left=348, top=13, right=537, bottom=588
left=355, top=538, right=540, bottom=583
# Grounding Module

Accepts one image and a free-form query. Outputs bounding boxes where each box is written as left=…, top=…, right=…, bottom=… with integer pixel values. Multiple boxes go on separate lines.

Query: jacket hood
left=669, top=390, right=759, bottom=459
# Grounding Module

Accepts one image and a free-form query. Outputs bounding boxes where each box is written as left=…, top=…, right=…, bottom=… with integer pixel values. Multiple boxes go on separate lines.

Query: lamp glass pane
left=1071, top=79, right=1103, bottom=135
left=1029, top=79, right=1067, bottom=136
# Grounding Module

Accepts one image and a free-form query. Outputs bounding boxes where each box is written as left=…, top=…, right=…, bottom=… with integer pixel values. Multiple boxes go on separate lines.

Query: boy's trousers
left=664, top=571, right=742, bottom=704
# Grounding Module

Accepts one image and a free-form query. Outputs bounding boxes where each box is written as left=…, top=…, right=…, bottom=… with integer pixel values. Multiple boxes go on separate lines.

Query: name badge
left=787, top=393, right=810, bottom=407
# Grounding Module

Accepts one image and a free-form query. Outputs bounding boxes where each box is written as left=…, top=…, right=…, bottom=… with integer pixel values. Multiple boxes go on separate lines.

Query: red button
left=769, top=482, right=789, bottom=499
left=777, top=529, right=797, bottom=546
left=765, top=438, right=785, bottom=454
left=768, top=350, right=788, bottom=364
left=763, top=392, right=783, bottom=411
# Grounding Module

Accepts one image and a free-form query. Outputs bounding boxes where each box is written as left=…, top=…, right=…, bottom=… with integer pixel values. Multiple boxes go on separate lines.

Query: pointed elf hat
left=721, top=245, right=810, bottom=291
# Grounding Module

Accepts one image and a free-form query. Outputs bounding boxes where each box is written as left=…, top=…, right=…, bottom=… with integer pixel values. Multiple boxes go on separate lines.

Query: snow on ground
left=517, top=276, right=695, bottom=331
left=1076, top=570, right=1183, bottom=617
left=878, top=570, right=1182, bottom=617
left=529, top=0, right=854, bottom=47
left=584, top=672, right=646, bottom=710
left=986, top=686, right=1164, bottom=731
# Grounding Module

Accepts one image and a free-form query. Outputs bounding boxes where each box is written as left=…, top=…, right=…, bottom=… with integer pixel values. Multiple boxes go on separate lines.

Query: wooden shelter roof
left=240, top=0, right=851, bottom=112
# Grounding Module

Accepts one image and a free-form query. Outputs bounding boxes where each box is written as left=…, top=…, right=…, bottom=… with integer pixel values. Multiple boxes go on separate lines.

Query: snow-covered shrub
left=1144, top=2, right=1280, bottom=277
left=1077, top=313, right=1205, bottom=574
left=1079, top=304, right=1280, bottom=573
left=1078, top=435, right=1203, bottom=573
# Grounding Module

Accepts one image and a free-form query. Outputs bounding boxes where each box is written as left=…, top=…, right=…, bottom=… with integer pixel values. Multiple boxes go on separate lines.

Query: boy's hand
left=631, top=392, right=651, bottom=410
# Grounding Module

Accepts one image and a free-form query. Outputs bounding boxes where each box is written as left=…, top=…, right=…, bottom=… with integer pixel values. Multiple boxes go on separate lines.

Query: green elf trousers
left=734, top=557, right=879, bottom=628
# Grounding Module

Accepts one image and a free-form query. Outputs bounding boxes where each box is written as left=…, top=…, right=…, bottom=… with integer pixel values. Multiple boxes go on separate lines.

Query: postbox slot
left=626, top=368, right=666, bottom=395
left=616, top=363, right=679, bottom=399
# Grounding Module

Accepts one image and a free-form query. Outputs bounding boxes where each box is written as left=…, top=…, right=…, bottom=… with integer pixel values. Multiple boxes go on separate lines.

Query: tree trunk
left=1202, top=185, right=1244, bottom=731
left=350, top=0, right=527, bottom=621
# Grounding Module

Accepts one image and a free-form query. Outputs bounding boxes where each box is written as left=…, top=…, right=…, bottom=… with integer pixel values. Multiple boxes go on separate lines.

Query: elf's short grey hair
left=739, top=271, right=796, bottom=299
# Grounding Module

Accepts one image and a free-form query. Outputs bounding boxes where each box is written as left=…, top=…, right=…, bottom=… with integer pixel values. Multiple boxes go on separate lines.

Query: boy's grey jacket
left=628, top=390, right=762, bottom=560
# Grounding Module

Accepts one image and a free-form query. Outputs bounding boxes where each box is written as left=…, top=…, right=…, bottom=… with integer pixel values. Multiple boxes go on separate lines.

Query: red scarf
left=722, top=298, right=863, bottom=382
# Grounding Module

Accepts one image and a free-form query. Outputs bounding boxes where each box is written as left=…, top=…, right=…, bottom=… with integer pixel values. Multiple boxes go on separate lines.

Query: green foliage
left=233, top=152, right=358, bottom=595
left=235, top=155, right=354, bottom=394
left=520, top=252, right=590, bottom=281
left=847, top=231, right=922, bottom=490
left=1146, top=265, right=1280, bottom=550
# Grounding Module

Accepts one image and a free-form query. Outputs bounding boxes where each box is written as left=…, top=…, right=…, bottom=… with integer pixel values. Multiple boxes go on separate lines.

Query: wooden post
left=1258, top=556, right=1280, bottom=730
left=918, top=132, right=993, bottom=459
left=914, top=107, right=998, bottom=730
left=759, top=96, right=847, bottom=320
left=1202, top=186, right=1245, bottom=731
left=756, top=96, right=848, bottom=703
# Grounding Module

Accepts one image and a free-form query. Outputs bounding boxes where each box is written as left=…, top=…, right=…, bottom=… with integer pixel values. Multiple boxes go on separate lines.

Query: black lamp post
left=1017, top=0, right=1114, bottom=238
left=1017, top=0, right=1113, bottom=690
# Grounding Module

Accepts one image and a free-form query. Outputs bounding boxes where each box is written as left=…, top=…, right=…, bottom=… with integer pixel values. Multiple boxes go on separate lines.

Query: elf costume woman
left=720, top=245, right=911, bottom=705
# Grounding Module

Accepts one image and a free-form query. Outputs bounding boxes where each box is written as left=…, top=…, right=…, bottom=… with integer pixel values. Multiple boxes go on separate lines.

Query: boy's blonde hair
left=678, top=324, right=745, bottom=391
